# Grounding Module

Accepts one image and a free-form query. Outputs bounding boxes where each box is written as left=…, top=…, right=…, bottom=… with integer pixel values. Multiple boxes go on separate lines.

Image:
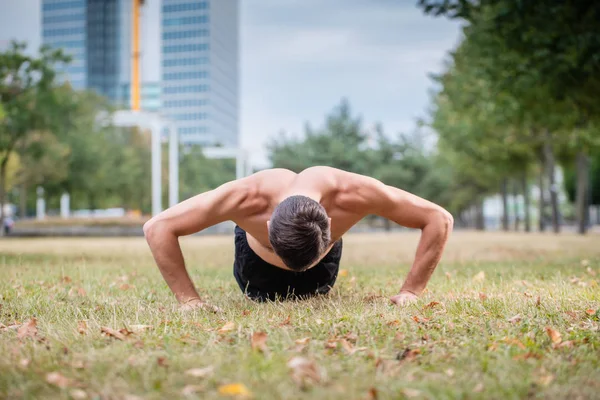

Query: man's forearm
left=144, top=224, right=200, bottom=303
left=400, top=216, right=452, bottom=295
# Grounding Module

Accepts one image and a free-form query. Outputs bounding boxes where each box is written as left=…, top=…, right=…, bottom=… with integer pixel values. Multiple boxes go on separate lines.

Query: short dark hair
left=269, top=195, right=330, bottom=271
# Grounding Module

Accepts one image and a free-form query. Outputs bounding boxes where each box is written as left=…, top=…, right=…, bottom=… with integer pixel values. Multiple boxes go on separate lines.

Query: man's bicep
left=361, top=178, right=446, bottom=230
left=147, top=181, right=247, bottom=237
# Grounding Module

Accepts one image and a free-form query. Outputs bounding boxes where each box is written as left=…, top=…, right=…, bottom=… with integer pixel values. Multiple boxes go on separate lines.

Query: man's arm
left=143, top=179, right=262, bottom=307
left=345, top=173, right=453, bottom=301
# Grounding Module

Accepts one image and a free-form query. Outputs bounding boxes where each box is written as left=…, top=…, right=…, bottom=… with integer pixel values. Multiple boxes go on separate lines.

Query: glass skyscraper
left=42, top=0, right=132, bottom=105
left=161, top=0, right=239, bottom=146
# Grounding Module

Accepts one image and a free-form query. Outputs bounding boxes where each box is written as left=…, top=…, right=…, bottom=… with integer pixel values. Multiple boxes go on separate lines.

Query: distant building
left=161, top=0, right=239, bottom=146
left=42, top=0, right=132, bottom=105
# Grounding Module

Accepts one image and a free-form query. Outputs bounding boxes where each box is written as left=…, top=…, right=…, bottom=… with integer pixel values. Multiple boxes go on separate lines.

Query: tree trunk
left=538, top=160, right=546, bottom=232
left=513, top=180, right=520, bottom=231
left=576, top=150, right=589, bottom=235
left=383, top=218, right=391, bottom=232
left=597, top=206, right=600, bottom=225
left=0, top=157, right=7, bottom=237
left=501, top=178, right=509, bottom=231
left=20, top=184, right=27, bottom=219
left=475, top=200, right=485, bottom=231
left=521, top=171, right=531, bottom=232
left=543, top=133, right=560, bottom=233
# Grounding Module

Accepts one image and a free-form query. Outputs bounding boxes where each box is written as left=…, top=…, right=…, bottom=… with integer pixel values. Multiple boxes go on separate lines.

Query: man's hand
left=179, top=298, right=222, bottom=313
left=390, top=291, right=418, bottom=306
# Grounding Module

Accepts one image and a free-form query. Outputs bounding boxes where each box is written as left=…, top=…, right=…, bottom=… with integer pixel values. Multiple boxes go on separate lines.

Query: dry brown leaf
left=69, top=389, right=87, bottom=400
left=217, top=321, right=236, bottom=333
left=251, top=331, right=268, bottom=353
left=339, top=269, right=349, bottom=277
left=325, top=339, right=338, bottom=349
left=242, top=310, right=251, bottom=316
left=478, top=292, right=488, bottom=301
left=287, top=356, right=323, bottom=387
left=535, top=296, right=541, bottom=307
left=387, top=320, right=400, bottom=327
left=280, top=315, right=291, bottom=326
left=508, top=314, right=522, bottom=324
left=182, top=385, right=205, bottom=396
left=397, top=348, right=421, bottom=361
left=473, top=271, right=485, bottom=282
left=585, top=309, right=596, bottom=316
left=295, top=337, right=311, bottom=345
left=217, top=383, right=252, bottom=397
left=564, top=311, right=577, bottom=319
left=545, top=327, right=562, bottom=344
left=185, top=366, right=214, bottom=378
left=424, top=301, right=440, bottom=309
left=344, top=333, right=358, bottom=343
left=17, top=318, right=38, bottom=340
left=411, top=315, right=431, bottom=323
left=340, top=339, right=355, bottom=354
left=62, top=276, right=72, bottom=283
left=46, top=372, right=73, bottom=389
left=118, top=328, right=134, bottom=337
left=157, top=357, right=168, bottom=367
left=119, top=283, right=133, bottom=291
left=101, top=326, right=126, bottom=341
left=523, top=292, right=532, bottom=298
left=513, top=352, right=542, bottom=361
left=503, top=338, right=526, bottom=350
left=472, top=383, right=484, bottom=393
left=367, top=387, right=378, bottom=400
left=77, top=321, right=87, bottom=335
left=555, top=340, right=574, bottom=349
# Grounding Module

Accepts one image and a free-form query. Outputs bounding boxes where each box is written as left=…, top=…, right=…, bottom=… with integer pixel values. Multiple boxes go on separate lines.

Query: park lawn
left=0, top=232, right=599, bottom=400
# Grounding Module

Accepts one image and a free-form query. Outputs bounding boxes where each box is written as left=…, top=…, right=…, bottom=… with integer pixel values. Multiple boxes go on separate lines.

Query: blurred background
left=0, top=0, right=598, bottom=237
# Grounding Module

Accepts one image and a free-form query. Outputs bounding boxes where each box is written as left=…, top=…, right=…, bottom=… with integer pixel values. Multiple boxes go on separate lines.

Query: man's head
left=268, top=195, right=331, bottom=271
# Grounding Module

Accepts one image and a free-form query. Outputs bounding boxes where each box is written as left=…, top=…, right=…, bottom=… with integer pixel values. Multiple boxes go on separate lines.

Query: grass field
left=1, top=232, right=599, bottom=400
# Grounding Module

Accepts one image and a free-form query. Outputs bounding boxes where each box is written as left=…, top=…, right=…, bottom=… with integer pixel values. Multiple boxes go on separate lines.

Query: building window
left=43, top=13, right=85, bottom=24
left=42, top=1, right=85, bottom=11
left=163, top=43, right=209, bottom=54
left=162, top=1, right=208, bottom=13
left=164, top=99, right=209, bottom=108
left=162, top=57, right=209, bottom=67
left=162, top=15, right=209, bottom=26
left=43, top=27, right=85, bottom=37
left=163, top=85, right=209, bottom=94
left=163, top=71, right=209, bottom=81
left=162, top=29, right=209, bottom=40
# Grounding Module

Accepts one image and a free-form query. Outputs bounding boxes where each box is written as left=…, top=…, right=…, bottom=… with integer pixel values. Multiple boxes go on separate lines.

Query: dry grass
left=1, top=231, right=599, bottom=399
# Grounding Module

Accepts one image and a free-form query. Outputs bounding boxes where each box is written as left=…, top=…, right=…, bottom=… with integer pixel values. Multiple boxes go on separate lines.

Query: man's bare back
left=144, top=166, right=453, bottom=309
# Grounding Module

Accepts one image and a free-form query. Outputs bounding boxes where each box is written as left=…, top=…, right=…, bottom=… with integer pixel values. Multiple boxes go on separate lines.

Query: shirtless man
left=143, top=167, right=453, bottom=310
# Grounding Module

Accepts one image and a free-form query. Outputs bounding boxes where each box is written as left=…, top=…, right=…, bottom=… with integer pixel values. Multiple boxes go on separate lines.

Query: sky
left=0, top=0, right=461, bottom=168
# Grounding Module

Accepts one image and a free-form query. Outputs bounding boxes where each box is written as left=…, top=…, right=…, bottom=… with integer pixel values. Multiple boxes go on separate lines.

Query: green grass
left=1, top=232, right=599, bottom=400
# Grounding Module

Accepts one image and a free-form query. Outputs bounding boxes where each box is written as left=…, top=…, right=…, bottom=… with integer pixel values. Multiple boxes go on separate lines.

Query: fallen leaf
left=394, top=332, right=405, bottom=341
left=411, top=315, right=430, bottom=323
left=555, top=340, right=574, bottom=349
left=157, top=357, right=168, bottom=367
left=508, top=314, right=522, bottom=324
left=118, top=328, right=134, bottom=337
left=473, top=271, right=485, bottom=282
left=523, top=292, right=532, bottom=298
left=387, top=320, right=400, bottom=327
left=424, top=301, right=440, bottom=309
left=69, top=389, right=87, bottom=400
left=585, top=309, right=596, bottom=316
left=479, top=292, right=488, bottom=301
left=129, top=324, right=153, bottom=332
left=537, top=374, right=554, bottom=386
left=119, top=283, right=133, bottom=291
left=182, top=385, right=205, bottom=396
left=472, top=383, right=484, bottom=393
left=295, top=337, right=311, bottom=345
left=397, top=348, right=421, bottom=362
left=242, top=310, right=251, bottom=316
left=564, top=311, right=577, bottom=319
left=339, top=269, right=349, bottom=277
left=503, top=338, right=526, bottom=350
left=513, top=352, right=542, bottom=360
left=217, top=383, right=252, bottom=397
left=340, top=339, right=355, bottom=354
left=77, top=321, right=87, bottom=335
left=545, top=327, right=562, bottom=344
left=101, top=327, right=126, bottom=341
left=185, top=366, right=214, bottom=378
left=367, top=387, right=378, bottom=400
left=217, top=321, right=236, bottom=333
left=46, top=372, right=73, bottom=389
left=251, top=331, right=268, bottom=353
left=402, top=388, right=421, bottom=398
left=535, top=296, right=541, bottom=307
left=17, top=318, right=38, bottom=340
left=287, top=356, right=323, bottom=387
left=68, top=287, right=86, bottom=297
left=325, top=339, right=338, bottom=349
left=280, top=315, right=291, bottom=326
left=344, top=333, right=358, bottom=343
left=62, top=276, right=72, bottom=283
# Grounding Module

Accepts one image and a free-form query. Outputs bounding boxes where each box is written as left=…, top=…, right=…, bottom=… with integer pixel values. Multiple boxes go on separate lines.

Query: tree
left=0, top=41, right=70, bottom=232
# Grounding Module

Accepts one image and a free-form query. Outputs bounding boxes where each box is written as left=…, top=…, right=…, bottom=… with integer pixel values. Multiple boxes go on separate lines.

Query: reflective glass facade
left=162, top=0, right=239, bottom=146
left=41, top=0, right=131, bottom=105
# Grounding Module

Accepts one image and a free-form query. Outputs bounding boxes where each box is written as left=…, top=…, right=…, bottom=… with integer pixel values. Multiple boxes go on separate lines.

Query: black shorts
left=233, top=225, right=343, bottom=302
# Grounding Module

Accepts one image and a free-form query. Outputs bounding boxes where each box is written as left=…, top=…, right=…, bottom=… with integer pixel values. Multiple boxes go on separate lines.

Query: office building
left=161, top=0, right=239, bottom=146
